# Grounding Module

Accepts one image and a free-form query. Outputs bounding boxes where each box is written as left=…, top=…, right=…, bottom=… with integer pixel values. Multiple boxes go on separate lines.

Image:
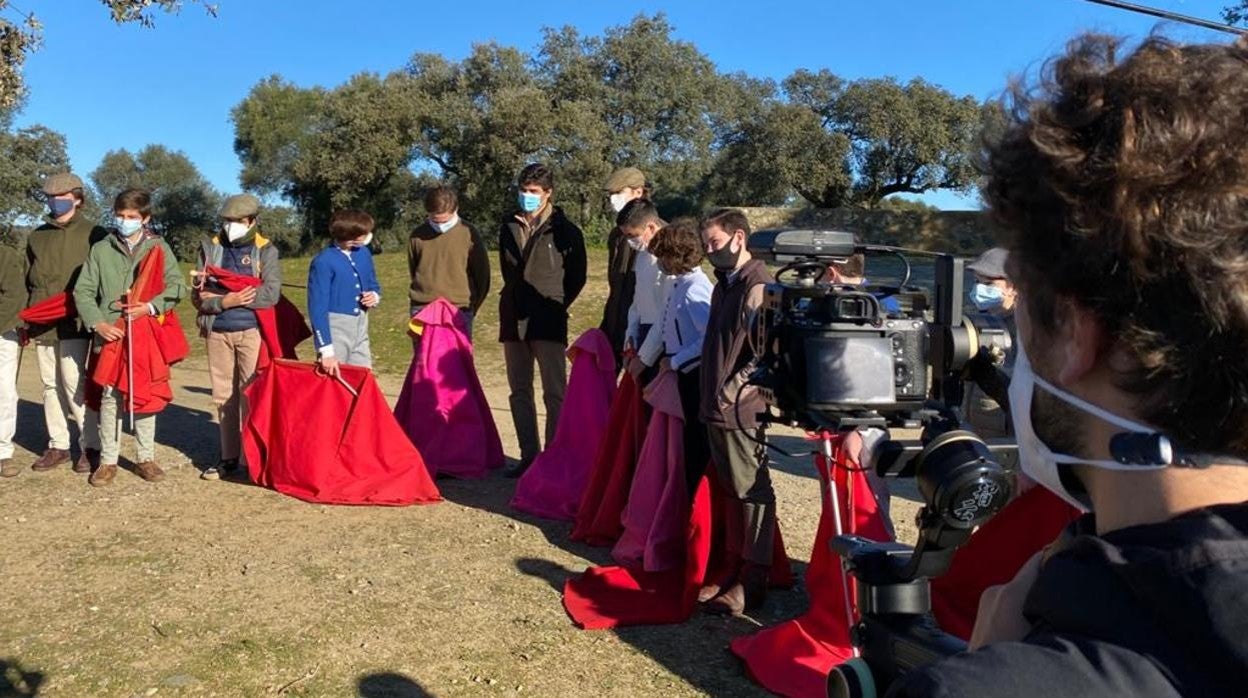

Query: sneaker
left=72, top=448, right=100, bottom=474
left=134, top=461, right=166, bottom=483
left=89, top=463, right=118, bottom=487
left=219, top=458, right=241, bottom=478
left=503, top=456, right=534, bottom=479
left=200, top=466, right=220, bottom=481
left=31, top=448, right=70, bottom=472
left=0, top=459, right=19, bottom=478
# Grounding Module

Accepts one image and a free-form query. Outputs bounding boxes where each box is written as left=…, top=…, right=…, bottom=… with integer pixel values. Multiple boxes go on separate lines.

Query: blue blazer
left=307, top=245, right=381, bottom=351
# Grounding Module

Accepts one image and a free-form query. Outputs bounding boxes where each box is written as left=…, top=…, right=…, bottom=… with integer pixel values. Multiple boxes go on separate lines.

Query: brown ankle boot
left=72, top=448, right=100, bottom=474
left=134, top=461, right=165, bottom=483
left=31, top=448, right=70, bottom=472
left=89, top=463, right=118, bottom=487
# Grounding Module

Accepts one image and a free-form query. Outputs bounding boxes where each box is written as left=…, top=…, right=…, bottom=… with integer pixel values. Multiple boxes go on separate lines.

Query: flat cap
left=220, top=194, right=261, bottom=219
left=604, top=167, right=645, bottom=192
left=41, top=172, right=84, bottom=196
left=967, top=247, right=1009, bottom=279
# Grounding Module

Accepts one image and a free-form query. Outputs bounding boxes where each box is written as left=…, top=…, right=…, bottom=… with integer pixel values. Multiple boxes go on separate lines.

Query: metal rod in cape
left=125, top=291, right=135, bottom=432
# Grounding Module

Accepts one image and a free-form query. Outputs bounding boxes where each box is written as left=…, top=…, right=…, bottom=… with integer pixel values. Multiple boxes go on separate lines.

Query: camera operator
left=891, top=34, right=1248, bottom=697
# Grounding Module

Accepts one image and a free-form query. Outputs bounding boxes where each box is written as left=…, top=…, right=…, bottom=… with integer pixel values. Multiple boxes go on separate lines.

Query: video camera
left=744, top=230, right=1018, bottom=697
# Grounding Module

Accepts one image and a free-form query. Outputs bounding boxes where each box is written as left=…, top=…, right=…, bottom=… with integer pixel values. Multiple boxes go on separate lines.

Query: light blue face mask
left=115, top=218, right=144, bottom=237
left=969, top=282, right=1005, bottom=311
left=519, top=192, right=543, bottom=213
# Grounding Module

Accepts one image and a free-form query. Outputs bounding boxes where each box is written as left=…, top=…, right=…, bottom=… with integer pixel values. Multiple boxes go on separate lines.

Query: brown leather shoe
left=72, top=448, right=100, bottom=474
left=704, top=563, right=770, bottom=616
left=31, top=448, right=70, bottom=472
left=89, top=463, right=118, bottom=487
left=698, top=568, right=739, bottom=603
left=134, top=461, right=165, bottom=483
left=0, top=459, right=19, bottom=478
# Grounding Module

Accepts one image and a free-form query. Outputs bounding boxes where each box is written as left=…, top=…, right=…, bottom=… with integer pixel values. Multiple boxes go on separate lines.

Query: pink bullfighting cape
left=511, top=329, right=617, bottom=520
left=393, top=299, right=504, bottom=479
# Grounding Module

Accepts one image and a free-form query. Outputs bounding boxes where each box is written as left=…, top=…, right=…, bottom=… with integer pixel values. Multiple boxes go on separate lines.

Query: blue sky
left=12, top=0, right=1239, bottom=210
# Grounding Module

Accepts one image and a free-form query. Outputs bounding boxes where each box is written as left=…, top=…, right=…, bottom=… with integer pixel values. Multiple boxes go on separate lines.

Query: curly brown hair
left=983, top=33, right=1248, bottom=456
left=648, top=218, right=704, bottom=275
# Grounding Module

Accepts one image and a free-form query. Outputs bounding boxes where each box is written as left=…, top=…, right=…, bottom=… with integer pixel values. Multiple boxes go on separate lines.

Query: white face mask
left=1008, top=338, right=1167, bottom=512
left=225, top=221, right=251, bottom=242
left=359, top=233, right=373, bottom=247
left=430, top=215, right=459, bottom=234
left=626, top=236, right=646, bottom=252
left=609, top=192, right=631, bottom=213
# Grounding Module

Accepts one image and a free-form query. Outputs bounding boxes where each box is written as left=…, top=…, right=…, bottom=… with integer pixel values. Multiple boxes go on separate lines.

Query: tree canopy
left=231, top=13, right=997, bottom=246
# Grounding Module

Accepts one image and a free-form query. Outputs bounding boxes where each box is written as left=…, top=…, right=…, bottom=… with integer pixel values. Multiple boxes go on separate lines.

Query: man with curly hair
left=892, top=33, right=1248, bottom=697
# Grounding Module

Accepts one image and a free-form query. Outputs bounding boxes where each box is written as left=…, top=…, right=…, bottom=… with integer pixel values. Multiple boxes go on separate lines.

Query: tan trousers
left=34, top=335, right=99, bottom=452
left=503, top=340, right=566, bottom=462
left=98, top=386, right=156, bottom=465
left=206, top=329, right=262, bottom=461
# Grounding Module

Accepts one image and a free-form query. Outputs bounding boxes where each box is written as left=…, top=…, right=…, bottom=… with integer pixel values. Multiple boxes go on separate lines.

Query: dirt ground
left=0, top=343, right=921, bottom=697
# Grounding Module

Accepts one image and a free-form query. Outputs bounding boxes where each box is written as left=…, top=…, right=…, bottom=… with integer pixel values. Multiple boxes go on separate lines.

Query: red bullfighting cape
left=393, top=299, right=504, bottom=479
left=611, top=369, right=694, bottom=571
left=729, top=437, right=892, bottom=698
left=243, top=359, right=441, bottom=506
left=570, top=371, right=647, bottom=545
left=929, top=485, right=1081, bottom=639
left=564, top=473, right=795, bottom=630
left=512, top=329, right=617, bottom=520
left=199, top=265, right=310, bottom=368
left=19, top=292, right=76, bottom=327
left=88, top=244, right=189, bottom=413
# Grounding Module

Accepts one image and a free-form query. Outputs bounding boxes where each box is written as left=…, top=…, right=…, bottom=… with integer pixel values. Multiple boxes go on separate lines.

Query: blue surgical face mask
left=519, top=192, right=543, bottom=213
left=969, top=283, right=1005, bottom=311
left=115, top=217, right=144, bottom=238
left=48, top=198, right=75, bottom=218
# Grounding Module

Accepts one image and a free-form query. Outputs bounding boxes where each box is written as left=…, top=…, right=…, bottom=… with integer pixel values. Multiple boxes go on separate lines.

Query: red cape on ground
left=88, top=244, right=189, bottom=414
left=512, top=329, right=617, bottom=520
left=930, top=485, right=1081, bottom=639
left=199, top=265, right=310, bottom=368
left=729, top=437, right=892, bottom=698
left=393, top=299, right=504, bottom=479
left=570, top=371, right=647, bottom=546
left=19, top=292, right=76, bottom=326
left=242, top=359, right=441, bottom=506
left=563, top=474, right=795, bottom=630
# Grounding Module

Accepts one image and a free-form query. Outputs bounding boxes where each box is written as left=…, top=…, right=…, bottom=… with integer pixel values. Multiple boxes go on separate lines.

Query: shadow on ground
left=357, top=672, right=431, bottom=697
left=0, top=658, right=44, bottom=696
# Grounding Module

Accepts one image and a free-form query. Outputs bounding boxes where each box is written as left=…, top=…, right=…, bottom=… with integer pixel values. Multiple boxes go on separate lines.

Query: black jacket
left=497, top=206, right=587, bottom=344
left=892, top=502, right=1248, bottom=697
left=599, top=225, right=637, bottom=364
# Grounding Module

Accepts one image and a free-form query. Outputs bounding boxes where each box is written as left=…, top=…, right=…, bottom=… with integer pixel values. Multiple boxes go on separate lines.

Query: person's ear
left=1055, top=299, right=1105, bottom=386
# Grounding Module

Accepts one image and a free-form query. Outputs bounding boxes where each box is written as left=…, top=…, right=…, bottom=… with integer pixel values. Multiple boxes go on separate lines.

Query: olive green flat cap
left=604, top=167, right=645, bottom=192
left=41, top=172, right=84, bottom=196
left=220, top=194, right=261, bottom=219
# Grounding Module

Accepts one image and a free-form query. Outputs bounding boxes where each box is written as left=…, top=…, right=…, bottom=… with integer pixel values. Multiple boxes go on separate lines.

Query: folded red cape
left=512, top=329, right=617, bottom=520
left=243, top=359, right=441, bottom=506
left=563, top=474, right=794, bottom=630
left=88, top=244, right=189, bottom=414
left=570, top=371, right=647, bottom=545
left=930, top=485, right=1081, bottom=639
left=200, top=265, right=310, bottom=368
left=19, top=292, right=76, bottom=325
left=393, top=299, right=504, bottom=478
left=729, top=437, right=892, bottom=698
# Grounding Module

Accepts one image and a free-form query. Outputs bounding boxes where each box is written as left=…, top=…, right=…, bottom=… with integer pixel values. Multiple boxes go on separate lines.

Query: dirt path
left=0, top=350, right=920, bottom=697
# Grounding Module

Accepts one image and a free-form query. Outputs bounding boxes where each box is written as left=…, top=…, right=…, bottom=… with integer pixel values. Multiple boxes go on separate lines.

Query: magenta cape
left=393, top=299, right=504, bottom=478
left=243, top=360, right=441, bottom=506
left=611, top=369, right=691, bottom=571
left=511, top=329, right=617, bottom=520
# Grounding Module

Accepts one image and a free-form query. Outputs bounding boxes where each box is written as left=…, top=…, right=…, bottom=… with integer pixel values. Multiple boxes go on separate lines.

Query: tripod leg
left=821, top=434, right=860, bottom=658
